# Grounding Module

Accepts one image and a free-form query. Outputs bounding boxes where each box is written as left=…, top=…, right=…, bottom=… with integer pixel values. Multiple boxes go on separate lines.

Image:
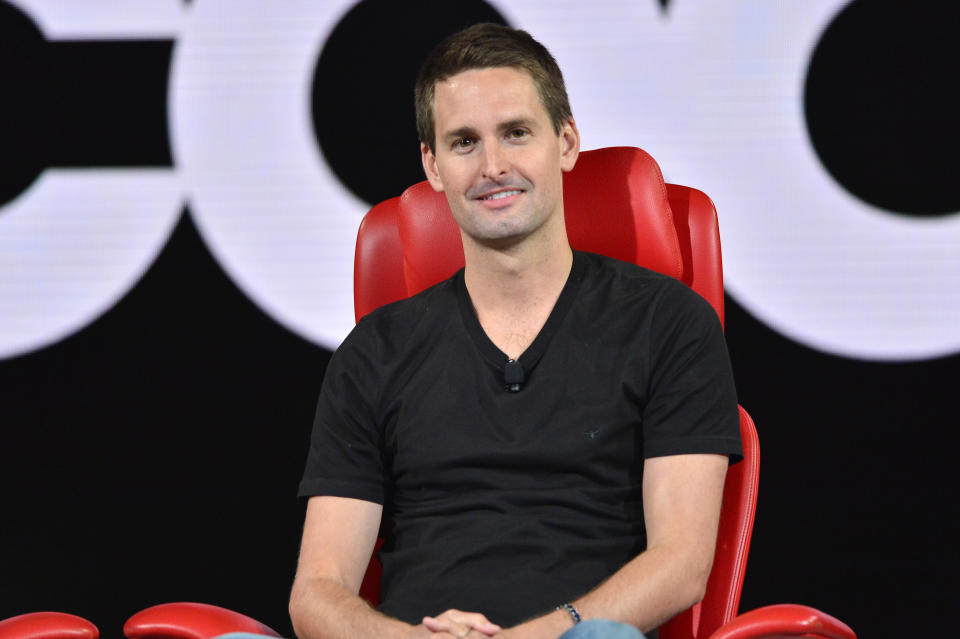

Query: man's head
left=416, top=24, right=580, bottom=252
left=415, top=23, right=573, bottom=154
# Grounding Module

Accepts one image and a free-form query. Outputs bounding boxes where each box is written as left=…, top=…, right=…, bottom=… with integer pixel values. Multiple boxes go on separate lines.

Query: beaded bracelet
left=556, top=602, right=582, bottom=624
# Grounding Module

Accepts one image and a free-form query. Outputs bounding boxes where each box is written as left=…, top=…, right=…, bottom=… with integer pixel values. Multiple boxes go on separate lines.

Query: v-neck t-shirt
left=299, top=250, right=742, bottom=627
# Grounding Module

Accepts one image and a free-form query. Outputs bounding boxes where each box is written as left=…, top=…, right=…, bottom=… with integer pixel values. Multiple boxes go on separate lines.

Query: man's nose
left=481, top=141, right=508, bottom=178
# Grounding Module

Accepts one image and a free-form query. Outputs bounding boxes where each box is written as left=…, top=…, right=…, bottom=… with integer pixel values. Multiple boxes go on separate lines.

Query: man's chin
left=465, top=227, right=533, bottom=252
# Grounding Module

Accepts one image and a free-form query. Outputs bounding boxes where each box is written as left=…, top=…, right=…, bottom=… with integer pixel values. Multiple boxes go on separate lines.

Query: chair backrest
left=352, top=146, right=759, bottom=639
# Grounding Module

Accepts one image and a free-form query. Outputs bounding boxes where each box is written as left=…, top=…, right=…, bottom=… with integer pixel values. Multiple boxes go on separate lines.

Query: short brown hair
left=415, top=23, right=573, bottom=153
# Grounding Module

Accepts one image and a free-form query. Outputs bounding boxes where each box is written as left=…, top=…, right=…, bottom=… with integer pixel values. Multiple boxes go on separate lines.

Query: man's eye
left=509, top=129, right=528, bottom=139
left=453, top=138, right=474, bottom=150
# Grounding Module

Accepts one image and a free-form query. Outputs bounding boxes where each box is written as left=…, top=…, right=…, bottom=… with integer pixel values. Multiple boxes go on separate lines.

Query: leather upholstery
left=354, top=149, right=744, bottom=635
left=121, top=146, right=855, bottom=639
left=350, top=146, right=850, bottom=639
left=706, top=604, right=858, bottom=639
left=353, top=150, right=741, bottom=633
left=665, top=183, right=725, bottom=328
left=124, top=603, right=279, bottom=639
left=356, top=147, right=690, bottom=320
left=0, top=613, right=98, bottom=639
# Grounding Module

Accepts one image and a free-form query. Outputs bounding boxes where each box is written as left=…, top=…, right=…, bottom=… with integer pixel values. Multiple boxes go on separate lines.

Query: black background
left=2, top=1, right=958, bottom=638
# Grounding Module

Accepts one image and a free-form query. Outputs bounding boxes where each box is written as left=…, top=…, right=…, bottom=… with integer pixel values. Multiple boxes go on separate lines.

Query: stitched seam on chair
left=647, top=150, right=684, bottom=279
left=725, top=408, right=760, bottom=624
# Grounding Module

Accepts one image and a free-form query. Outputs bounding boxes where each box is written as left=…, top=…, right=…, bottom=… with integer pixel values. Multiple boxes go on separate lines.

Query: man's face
left=421, top=66, right=579, bottom=250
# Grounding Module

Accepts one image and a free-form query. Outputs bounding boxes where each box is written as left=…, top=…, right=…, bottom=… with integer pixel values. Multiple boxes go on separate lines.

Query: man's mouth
left=478, top=189, right=523, bottom=201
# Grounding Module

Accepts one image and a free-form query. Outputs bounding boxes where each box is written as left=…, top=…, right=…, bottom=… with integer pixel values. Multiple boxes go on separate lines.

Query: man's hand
left=422, top=609, right=501, bottom=638
left=405, top=623, right=461, bottom=638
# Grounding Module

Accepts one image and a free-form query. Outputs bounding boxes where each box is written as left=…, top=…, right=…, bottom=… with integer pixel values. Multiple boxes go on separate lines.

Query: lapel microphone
left=504, top=358, right=524, bottom=392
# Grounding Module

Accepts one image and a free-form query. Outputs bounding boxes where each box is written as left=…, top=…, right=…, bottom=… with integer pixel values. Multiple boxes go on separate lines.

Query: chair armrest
left=707, top=604, right=856, bottom=639
left=124, top=603, right=280, bottom=639
left=0, top=612, right=98, bottom=639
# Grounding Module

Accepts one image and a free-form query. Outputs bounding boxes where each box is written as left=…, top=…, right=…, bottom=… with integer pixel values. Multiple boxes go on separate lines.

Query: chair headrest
left=397, top=146, right=682, bottom=294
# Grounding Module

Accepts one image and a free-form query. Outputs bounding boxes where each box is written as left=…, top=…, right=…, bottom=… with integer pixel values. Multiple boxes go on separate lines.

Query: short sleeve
left=642, top=282, right=742, bottom=463
left=297, top=320, right=387, bottom=503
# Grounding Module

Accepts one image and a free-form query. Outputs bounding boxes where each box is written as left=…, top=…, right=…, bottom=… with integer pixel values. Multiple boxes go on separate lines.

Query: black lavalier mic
left=504, top=358, right=524, bottom=392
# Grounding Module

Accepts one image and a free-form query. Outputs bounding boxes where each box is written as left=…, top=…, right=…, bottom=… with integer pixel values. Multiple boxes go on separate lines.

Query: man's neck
left=462, top=230, right=574, bottom=359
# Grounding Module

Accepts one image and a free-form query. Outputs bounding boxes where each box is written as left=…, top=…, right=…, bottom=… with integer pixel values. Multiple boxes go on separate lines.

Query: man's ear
left=421, top=142, right=445, bottom=192
left=559, top=118, right=581, bottom=172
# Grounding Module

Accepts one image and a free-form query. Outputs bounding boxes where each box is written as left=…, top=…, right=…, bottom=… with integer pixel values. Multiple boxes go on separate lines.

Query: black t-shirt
left=298, top=251, right=742, bottom=627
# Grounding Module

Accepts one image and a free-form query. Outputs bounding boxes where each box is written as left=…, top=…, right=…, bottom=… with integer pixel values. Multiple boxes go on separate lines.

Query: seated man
left=289, top=23, right=741, bottom=639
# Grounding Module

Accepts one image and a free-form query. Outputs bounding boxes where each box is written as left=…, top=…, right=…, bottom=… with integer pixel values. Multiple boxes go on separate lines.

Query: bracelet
left=556, top=602, right=582, bottom=625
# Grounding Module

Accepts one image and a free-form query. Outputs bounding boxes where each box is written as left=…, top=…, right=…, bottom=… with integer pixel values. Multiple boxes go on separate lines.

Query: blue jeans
left=559, top=619, right=647, bottom=639
left=214, top=621, right=648, bottom=639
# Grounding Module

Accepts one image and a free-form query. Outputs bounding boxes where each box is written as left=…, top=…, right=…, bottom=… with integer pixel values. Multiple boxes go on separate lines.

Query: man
left=289, top=23, right=741, bottom=639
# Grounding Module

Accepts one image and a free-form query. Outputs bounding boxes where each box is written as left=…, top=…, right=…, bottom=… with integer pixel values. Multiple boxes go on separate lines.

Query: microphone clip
left=504, top=358, right=524, bottom=392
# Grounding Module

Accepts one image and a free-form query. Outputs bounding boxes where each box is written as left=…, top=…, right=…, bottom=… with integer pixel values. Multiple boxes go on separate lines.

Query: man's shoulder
left=575, top=251, right=720, bottom=329
left=360, top=270, right=459, bottom=320
left=344, top=270, right=462, bottom=352
left=578, top=251, right=698, bottom=301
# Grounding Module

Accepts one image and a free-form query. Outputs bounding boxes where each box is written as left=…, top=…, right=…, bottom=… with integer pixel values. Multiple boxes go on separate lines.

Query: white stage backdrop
left=2, top=0, right=957, bottom=361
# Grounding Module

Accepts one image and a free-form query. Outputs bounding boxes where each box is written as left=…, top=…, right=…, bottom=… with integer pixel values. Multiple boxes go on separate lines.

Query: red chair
left=125, top=147, right=856, bottom=639
left=0, top=612, right=98, bottom=639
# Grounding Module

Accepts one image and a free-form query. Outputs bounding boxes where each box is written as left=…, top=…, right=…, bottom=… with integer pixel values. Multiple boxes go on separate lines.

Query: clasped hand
left=416, top=608, right=503, bottom=638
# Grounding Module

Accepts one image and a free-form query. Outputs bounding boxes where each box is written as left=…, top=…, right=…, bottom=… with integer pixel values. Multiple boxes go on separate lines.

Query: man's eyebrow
left=443, top=126, right=478, bottom=141
left=497, top=118, right=537, bottom=133
left=442, top=119, right=538, bottom=141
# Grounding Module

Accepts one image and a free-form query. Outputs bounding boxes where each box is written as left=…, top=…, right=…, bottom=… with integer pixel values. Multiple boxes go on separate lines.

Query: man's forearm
left=572, top=540, right=709, bottom=633
left=498, top=541, right=709, bottom=639
left=536, top=452, right=727, bottom=636
left=289, top=576, right=418, bottom=639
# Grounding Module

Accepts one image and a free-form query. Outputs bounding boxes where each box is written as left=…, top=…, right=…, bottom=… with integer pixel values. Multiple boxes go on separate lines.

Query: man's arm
left=289, top=496, right=454, bottom=639
left=497, top=453, right=729, bottom=638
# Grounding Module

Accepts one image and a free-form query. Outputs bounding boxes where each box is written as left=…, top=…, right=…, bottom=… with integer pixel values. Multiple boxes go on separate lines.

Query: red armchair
left=0, top=612, right=98, bottom=639
left=124, top=147, right=856, bottom=639
left=124, top=604, right=279, bottom=639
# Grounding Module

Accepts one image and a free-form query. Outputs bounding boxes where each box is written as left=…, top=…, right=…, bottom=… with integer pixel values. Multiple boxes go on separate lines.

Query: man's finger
left=423, top=620, right=468, bottom=638
left=423, top=612, right=500, bottom=637
left=448, top=613, right=499, bottom=636
left=463, top=619, right=500, bottom=636
left=422, top=616, right=463, bottom=635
